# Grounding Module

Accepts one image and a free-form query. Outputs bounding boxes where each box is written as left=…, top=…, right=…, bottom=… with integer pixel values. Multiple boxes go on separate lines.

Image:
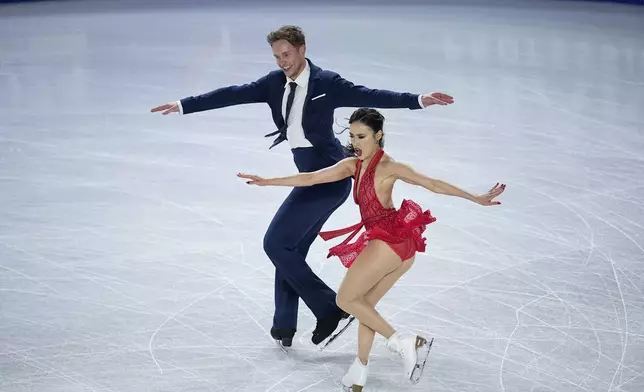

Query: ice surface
left=1, top=0, right=644, bottom=391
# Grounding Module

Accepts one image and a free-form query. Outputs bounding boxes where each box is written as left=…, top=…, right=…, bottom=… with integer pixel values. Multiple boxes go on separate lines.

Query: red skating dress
left=318, top=148, right=437, bottom=268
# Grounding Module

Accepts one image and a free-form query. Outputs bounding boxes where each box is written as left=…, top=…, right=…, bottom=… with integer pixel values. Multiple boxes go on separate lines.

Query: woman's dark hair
left=337, top=108, right=385, bottom=155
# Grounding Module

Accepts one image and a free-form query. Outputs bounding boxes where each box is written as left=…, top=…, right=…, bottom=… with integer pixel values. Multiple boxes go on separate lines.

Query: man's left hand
left=421, top=92, right=454, bottom=107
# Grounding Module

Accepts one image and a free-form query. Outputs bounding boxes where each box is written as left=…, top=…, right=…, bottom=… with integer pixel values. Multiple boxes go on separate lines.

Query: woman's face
left=349, top=121, right=382, bottom=160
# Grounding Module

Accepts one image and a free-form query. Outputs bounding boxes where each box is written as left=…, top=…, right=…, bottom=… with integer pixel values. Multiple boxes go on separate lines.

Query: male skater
left=151, top=25, right=453, bottom=348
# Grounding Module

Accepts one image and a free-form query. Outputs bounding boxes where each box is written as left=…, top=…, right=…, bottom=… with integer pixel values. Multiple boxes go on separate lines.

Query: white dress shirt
left=282, top=61, right=313, bottom=149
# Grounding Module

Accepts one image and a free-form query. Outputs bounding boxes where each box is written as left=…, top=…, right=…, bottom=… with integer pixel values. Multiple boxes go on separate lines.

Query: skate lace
left=387, top=342, right=405, bottom=359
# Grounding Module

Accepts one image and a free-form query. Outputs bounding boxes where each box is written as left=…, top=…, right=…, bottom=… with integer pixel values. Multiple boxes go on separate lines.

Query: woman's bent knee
left=336, top=289, right=359, bottom=312
left=335, top=296, right=347, bottom=312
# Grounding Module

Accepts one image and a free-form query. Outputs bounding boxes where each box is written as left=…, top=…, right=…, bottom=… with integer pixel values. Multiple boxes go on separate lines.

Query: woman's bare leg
left=356, top=257, right=415, bottom=365
left=336, top=240, right=408, bottom=340
left=340, top=246, right=418, bottom=390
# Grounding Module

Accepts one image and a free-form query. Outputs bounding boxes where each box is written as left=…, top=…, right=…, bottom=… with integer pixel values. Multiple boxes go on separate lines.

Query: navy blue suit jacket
left=180, top=59, right=423, bottom=164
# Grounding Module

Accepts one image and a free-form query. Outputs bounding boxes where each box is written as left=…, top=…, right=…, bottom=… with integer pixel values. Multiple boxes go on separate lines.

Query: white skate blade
left=318, top=316, right=356, bottom=350
left=409, top=337, right=433, bottom=384
left=275, top=339, right=290, bottom=354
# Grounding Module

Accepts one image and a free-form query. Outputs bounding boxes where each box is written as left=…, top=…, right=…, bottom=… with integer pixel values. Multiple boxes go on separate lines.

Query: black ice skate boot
left=311, top=310, right=354, bottom=347
left=271, top=326, right=296, bottom=347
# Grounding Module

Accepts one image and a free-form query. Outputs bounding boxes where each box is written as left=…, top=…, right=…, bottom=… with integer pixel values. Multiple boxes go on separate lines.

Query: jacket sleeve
left=330, top=74, right=422, bottom=110
left=179, top=74, right=271, bottom=115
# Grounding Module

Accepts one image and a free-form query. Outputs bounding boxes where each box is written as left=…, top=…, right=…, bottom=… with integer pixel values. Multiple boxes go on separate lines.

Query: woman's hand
left=237, top=173, right=269, bottom=186
left=473, top=183, right=506, bottom=206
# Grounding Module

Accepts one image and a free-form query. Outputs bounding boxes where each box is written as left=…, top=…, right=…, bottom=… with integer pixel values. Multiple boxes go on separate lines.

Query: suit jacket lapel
left=275, top=72, right=287, bottom=128
left=302, top=58, right=321, bottom=119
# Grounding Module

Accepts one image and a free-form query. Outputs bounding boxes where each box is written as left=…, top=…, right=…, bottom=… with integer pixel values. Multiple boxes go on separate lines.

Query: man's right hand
left=150, top=102, right=179, bottom=115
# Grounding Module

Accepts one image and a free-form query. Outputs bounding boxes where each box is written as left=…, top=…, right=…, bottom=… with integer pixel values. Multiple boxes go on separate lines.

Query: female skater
left=237, top=108, right=505, bottom=390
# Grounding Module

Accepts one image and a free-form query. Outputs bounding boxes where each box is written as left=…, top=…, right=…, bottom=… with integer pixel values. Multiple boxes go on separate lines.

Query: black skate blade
left=318, top=316, right=356, bottom=351
left=410, top=337, right=433, bottom=384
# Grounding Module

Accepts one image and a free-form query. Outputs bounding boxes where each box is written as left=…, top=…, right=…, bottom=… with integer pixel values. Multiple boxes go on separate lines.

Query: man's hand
left=421, top=92, right=454, bottom=107
left=150, top=102, right=179, bottom=115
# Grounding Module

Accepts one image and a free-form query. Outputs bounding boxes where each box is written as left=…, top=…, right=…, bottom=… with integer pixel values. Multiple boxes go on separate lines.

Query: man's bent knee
left=263, top=230, right=288, bottom=264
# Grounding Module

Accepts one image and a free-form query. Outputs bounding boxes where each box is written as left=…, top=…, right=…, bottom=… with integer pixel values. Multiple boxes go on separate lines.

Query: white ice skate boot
left=386, top=332, right=433, bottom=384
left=341, top=357, right=368, bottom=391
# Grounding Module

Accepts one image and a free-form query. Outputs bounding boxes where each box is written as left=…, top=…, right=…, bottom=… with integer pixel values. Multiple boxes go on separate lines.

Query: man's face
left=271, top=40, right=306, bottom=80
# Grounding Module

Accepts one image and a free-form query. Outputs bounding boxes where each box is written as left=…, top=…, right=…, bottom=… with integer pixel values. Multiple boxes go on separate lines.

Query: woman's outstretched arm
left=392, top=162, right=505, bottom=206
left=238, top=157, right=357, bottom=187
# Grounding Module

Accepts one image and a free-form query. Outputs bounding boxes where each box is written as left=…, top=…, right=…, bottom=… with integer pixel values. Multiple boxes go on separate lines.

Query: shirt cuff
left=176, top=100, right=184, bottom=115
left=418, top=94, right=426, bottom=109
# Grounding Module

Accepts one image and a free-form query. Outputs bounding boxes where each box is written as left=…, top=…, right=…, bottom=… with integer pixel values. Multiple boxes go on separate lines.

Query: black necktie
left=265, top=82, right=297, bottom=149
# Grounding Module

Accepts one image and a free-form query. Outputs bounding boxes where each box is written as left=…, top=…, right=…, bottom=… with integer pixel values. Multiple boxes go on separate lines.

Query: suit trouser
left=263, top=147, right=351, bottom=329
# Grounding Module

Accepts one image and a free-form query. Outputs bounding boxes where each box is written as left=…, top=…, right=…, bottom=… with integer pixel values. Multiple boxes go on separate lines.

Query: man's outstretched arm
left=151, top=74, right=271, bottom=115
left=330, top=74, right=453, bottom=110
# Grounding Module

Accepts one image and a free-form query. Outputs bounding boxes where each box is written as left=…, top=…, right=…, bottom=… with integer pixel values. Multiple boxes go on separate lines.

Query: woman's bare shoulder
left=379, top=153, right=401, bottom=170
left=378, top=153, right=415, bottom=178
left=340, top=156, right=359, bottom=173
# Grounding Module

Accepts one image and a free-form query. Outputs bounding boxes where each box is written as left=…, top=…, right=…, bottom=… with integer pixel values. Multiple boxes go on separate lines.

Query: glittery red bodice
left=319, top=148, right=436, bottom=268
left=354, top=148, right=397, bottom=230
